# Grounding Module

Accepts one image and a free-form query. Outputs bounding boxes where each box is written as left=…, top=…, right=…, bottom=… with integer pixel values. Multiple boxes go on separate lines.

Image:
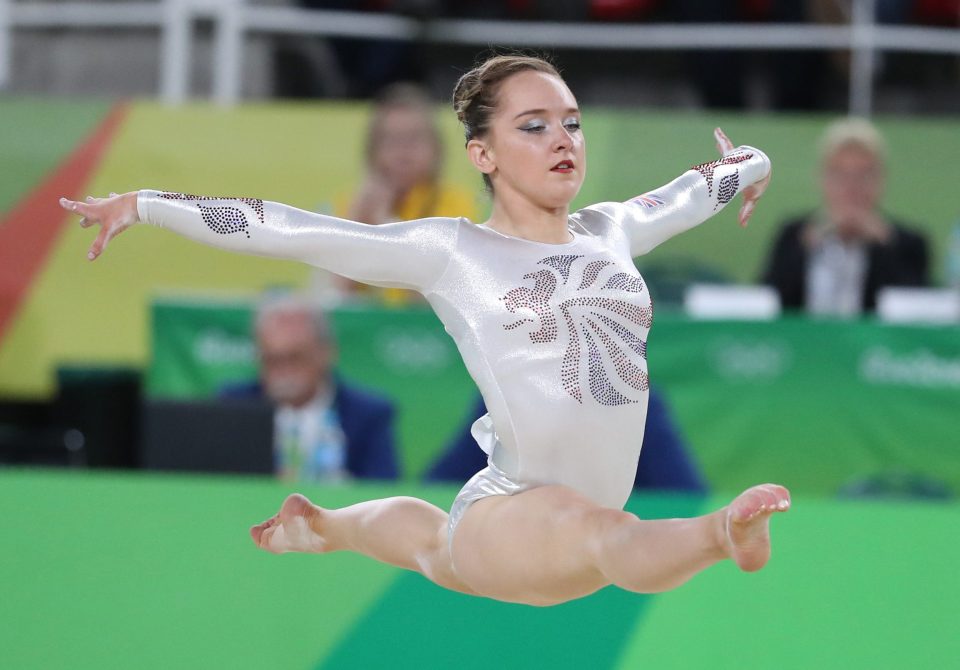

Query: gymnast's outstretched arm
left=587, top=128, right=772, bottom=257
left=59, top=190, right=459, bottom=292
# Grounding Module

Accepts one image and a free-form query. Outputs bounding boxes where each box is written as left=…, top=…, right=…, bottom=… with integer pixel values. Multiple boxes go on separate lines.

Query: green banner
left=149, top=298, right=960, bottom=494
left=649, top=315, right=960, bottom=496
left=149, top=297, right=477, bottom=478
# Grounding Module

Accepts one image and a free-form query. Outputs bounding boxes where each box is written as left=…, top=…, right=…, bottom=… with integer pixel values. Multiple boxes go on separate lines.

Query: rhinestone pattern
left=691, top=151, right=753, bottom=207
left=716, top=173, right=740, bottom=207
left=602, top=272, right=645, bottom=293
left=578, top=260, right=614, bottom=290
left=501, top=254, right=652, bottom=406
left=159, top=192, right=265, bottom=239
left=539, top=254, right=583, bottom=284
left=501, top=269, right=558, bottom=343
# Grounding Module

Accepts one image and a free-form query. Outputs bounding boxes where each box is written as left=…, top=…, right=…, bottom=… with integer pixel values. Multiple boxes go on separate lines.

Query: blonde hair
left=452, top=53, right=562, bottom=191
left=819, top=117, right=887, bottom=165
left=366, top=82, right=442, bottom=177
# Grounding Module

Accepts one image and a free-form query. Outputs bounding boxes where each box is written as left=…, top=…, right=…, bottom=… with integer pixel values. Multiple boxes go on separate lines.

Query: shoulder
left=218, top=380, right=263, bottom=400
left=335, top=381, right=395, bottom=415
left=401, top=214, right=464, bottom=232
left=888, top=218, right=929, bottom=246
left=570, top=201, right=626, bottom=234
left=382, top=215, right=463, bottom=254
left=771, top=215, right=813, bottom=242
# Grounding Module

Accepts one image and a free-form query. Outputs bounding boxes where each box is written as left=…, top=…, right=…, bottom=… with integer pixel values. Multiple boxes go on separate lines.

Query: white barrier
left=2, top=0, right=958, bottom=110
left=0, top=0, right=9, bottom=89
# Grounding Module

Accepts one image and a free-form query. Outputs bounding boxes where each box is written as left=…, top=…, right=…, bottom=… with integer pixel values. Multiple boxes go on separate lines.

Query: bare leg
left=451, top=483, right=790, bottom=605
left=250, top=483, right=789, bottom=607
left=594, top=483, right=791, bottom=593
left=250, top=493, right=475, bottom=595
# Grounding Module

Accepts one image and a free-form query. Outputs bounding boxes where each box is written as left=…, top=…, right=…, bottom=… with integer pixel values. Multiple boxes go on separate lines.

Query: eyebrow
left=513, top=107, right=580, bottom=120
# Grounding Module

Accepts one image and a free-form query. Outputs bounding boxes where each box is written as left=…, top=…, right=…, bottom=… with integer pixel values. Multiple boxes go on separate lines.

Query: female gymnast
left=60, top=55, right=789, bottom=606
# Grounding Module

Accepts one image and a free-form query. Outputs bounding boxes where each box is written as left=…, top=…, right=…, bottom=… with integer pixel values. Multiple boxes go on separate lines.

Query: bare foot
left=250, top=493, right=329, bottom=554
left=724, top=484, right=791, bottom=572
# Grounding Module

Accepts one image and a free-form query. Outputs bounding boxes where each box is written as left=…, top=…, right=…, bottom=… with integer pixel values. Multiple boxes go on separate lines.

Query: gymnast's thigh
left=449, top=485, right=626, bottom=606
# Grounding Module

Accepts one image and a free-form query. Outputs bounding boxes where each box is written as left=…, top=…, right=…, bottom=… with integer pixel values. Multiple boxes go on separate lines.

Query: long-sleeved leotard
left=138, top=146, right=770, bottom=510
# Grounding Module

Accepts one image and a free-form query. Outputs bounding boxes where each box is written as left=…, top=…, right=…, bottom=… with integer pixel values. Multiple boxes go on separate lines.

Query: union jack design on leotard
left=629, top=193, right=665, bottom=209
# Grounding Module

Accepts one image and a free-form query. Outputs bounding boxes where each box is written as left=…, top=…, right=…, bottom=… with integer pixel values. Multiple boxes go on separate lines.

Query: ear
left=467, top=138, right=496, bottom=178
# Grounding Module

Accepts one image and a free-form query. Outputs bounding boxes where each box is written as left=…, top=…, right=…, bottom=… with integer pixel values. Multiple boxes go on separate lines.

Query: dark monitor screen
left=140, top=398, right=274, bottom=475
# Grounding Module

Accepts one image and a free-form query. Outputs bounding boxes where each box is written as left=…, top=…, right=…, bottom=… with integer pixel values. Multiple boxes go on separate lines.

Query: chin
left=530, top=194, right=572, bottom=211
left=544, top=186, right=582, bottom=209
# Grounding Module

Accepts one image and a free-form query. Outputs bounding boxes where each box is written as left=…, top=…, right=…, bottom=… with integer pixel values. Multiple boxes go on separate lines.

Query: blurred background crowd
left=9, top=0, right=960, bottom=113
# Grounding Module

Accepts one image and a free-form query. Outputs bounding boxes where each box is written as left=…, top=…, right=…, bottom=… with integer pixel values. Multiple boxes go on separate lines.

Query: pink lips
left=551, top=160, right=575, bottom=173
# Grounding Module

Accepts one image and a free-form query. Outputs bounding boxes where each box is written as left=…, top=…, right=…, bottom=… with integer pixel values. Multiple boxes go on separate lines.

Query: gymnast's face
left=256, top=311, right=334, bottom=409
left=471, top=70, right=585, bottom=209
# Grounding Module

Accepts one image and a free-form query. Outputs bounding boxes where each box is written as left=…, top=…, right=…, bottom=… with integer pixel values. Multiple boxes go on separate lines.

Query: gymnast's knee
left=580, top=507, right=640, bottom=562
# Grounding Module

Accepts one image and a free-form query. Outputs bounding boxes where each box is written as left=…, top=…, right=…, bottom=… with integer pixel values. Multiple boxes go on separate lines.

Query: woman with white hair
left=762, top=118, right=929, bottom=316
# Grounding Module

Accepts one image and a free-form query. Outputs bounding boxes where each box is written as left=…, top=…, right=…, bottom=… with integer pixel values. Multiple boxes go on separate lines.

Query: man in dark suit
left=426, top=390, right=706, bottom=493
left=222, top=297, right=398, bottom=481
left=762, top=118, right=929, bottom=315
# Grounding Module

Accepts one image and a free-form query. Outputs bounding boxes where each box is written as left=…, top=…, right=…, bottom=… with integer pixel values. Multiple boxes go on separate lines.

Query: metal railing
left=1, top=0, right=958, bottom=113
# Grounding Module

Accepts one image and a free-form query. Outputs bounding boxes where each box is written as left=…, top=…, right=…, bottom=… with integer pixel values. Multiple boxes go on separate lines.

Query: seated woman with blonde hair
left=334, top=83, right=478, bottom=305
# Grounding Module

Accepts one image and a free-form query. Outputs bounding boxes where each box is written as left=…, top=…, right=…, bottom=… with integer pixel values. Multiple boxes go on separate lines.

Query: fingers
left=60, top=193, right=118, bottom=218
left=736, top=169, right=771, bottom=228
left=738, top=201, right=755, bottom=228
left=61, top=194, right=131, bottom=261
left=714, top=127, right=734, bottom=155
left=59, top=197, right=94, bottom=219
left=738, top=187, right=763, bottom=227
left=61, top=198, right=104, bottom=233
left=88, top=224, right=113, bottom=261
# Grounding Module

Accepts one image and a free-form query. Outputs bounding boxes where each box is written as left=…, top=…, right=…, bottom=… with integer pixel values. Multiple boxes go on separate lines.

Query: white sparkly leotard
left=137, top=146, right=770, bottom=511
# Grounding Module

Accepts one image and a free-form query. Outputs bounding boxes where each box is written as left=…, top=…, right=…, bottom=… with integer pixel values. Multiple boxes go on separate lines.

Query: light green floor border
left=2, top=469, right=957, bottom=669
left=0, top=469, right=416, bottom=669
left=615, top=493, right=960, bottom=669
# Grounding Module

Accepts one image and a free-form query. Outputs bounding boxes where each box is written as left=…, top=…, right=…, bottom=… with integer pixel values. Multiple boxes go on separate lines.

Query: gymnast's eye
left=519, top=121, right=547, bottom=133
left=564, top=119, right=581, bottom=132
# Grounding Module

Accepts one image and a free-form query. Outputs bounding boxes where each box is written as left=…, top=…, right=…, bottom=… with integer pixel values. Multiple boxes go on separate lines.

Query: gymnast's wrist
left=135, top=189, right=155, bottom=225
left=736, top=145, right=772, bottom=181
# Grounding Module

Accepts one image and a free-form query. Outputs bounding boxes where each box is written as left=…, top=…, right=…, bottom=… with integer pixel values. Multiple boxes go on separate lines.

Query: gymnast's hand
left=713, top=127, right=771, bottom=228
left=59, top=191, right=140, bottom=261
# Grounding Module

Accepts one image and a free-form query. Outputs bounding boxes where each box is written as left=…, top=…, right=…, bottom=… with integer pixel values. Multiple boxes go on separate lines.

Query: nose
left=552, top=125, right=572, bottom=152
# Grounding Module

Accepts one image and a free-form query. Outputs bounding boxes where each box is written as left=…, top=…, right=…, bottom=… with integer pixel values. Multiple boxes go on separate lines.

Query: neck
left=287, top=376, right=332, bottom=410
left=485, top=191, right=571, bottom=244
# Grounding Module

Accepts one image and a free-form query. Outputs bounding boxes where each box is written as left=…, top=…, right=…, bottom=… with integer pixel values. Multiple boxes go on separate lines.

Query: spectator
left=761, top=118, right=929, bottom=316
left=320, top=83, right=479, bottom=305
left=426, top=389, right=706, bottom=493
left=344, top=83, right=477, bottom=225
left=221, top=296, right=399, bottom=481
